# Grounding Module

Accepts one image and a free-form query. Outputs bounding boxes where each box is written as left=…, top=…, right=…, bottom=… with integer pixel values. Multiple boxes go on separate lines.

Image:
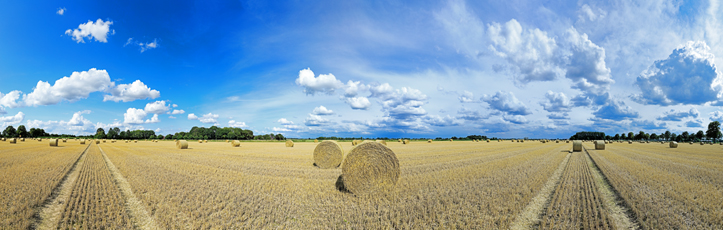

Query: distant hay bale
left=226, top=140, right=230, bottom=143
left=198, top=140, right=203, bottom=143
left=450, top=139, right=453, bottom=142
left=38, top=139, right=42, bottom=142
left=628, top=141, right=632, bottom=144
left=669, top=141, right=678, bottom=148
left=204, top=140, right=208, bottom=143
left=521, top=140, right=524, bottom=143
left=177, top=140, right=188, bottom=149
left=285, top=140, right=294, bottom=147
left=700, top=142, right=705, bottom=145
left=314, top=139, right=319, bottom=143
left=313, top=140, right=344, bottom=169
left=231, top=140, right=240, bottom=147
left=134, top=140, right=138, bottom=143
left=375, top=140, right=387, bottom=146
left=341, top=142, right=400, bottom=195
left=398, top=139, right=402, bottom=143
left=403, top=139, right=410, bottom=144
left=20, top=138, right=24, bottom=142
left=103, top=140, right=106, bottom=143
left=352, top=140, right=360, bottom=146
left=595, top=140, right=605, bottom=150
left=566, top=140, right=570, bottom=143
left=690, top=142, right=693, bottom=145
left=487, top=140, right=490, bottom=143
left=95, top=140, right=100, bottom=144
left=427, top=139, right=433, bottom=143
left=1, top=137, right=4, bottom=141
left=80, top=140, right=86, bottom=144
left=572, top=140, right=582, bottom=152
left=49, top=139, right=58, bottom=146
left=9, top=138, right=17, bottom=143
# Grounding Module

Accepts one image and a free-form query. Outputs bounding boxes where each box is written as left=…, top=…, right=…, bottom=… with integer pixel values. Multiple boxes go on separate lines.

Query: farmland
left=1, top=139, right=722, bottom=229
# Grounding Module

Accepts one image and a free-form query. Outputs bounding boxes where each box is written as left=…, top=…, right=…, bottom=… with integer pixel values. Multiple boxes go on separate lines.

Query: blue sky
left=2, top=0, right=723, bottom=139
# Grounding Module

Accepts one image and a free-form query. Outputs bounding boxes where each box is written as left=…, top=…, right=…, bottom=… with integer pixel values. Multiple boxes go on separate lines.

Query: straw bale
left=341, top=142, right=400, bottom=195
left=313, top=140, right=344, bottom=169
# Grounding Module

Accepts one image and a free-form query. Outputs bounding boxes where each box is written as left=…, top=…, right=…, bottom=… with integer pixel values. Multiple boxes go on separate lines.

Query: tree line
left=570, top=121, right=722, bottom=142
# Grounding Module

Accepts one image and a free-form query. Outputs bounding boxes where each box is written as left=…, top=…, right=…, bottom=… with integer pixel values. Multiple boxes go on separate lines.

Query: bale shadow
left=335, top=175, right=351, bottom=193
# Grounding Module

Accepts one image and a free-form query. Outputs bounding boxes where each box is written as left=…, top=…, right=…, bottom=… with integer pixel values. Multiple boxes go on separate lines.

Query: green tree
left=275, top=133, right=285, bottom=140
left=664, top=130, right=671, bottom=140
left=696, top=130, right=705, bottom=141
left=650, top=133, right=658, bottom=140
left=627, top=132, right=634, bottom=140
left=681, top=131, right=690, bottom=142
left=107, top=128, right=118, bottom=139
left=706, top=121, right=721, bottom=141
left=95, top=128, right=106, bottom=139
left=671, top=133, right=678, bottom=142
left=17, top=125, right=27, bottom=138
left=3, top=126, right=17, bottom=137
left=613, top=134, right=620, bottom=140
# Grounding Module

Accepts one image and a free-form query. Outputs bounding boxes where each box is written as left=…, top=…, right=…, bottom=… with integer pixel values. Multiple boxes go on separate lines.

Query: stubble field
left=1, top=139, right=722, bottom=229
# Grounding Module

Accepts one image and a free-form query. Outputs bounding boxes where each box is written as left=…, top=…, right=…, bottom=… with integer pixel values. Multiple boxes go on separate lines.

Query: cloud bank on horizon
left=1, top=0, right=723, bottom=138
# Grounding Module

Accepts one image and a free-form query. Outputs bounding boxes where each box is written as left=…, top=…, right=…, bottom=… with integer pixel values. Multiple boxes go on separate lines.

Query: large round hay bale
left=427, top=139, right=433, bottom=143
left=520, top=140, right=524, bottom=143
left=313, top=140, right=344, bottom=169
left=628, top=141, right=632, bottom=144
left=177, top=140, right=188, bottom=149
left=572, top=140, right=582, bottom=152
left=690, top=142, right=693, bottom=144
left=700, top=142, right=705, bottom=145
left=487, top=140, right=490, bottom=142
left=1, top=137, right=5, bottom=141
left=231, top=140, right=241, bottom=147
left=9, top=138, right=17, bottom=143
left=80, top=140, right=86, bottom=144
left=49, top=139, right=58, bottom=146
left=375, top=140, right=387, bottom=146
left=403, top=139, right=410, bottom=144
left=20, top=138, right=24, bottom=142
left=285, top=140, right=294, bottom=147
left=595, top=140, right=605, bottom=150
left=134, top=140, right=138, bottom=143
left=341, top=142, right=400, bottom=195
left=397, top=139, right=402, bottom=143
left=669, top=141, right=678, bottom=148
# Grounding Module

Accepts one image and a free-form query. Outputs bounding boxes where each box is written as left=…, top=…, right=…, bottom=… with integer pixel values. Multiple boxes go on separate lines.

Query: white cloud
left=228, top=120, right=248, bottom=128
left=170, top=109, right=185, bottom=115
left=634, top=41, right=723, bottom=105
left=488, top=19, right=563, bottom=83
left=65, top=19, right=114, bottom=43
left=67, top=110, right=91, bottom=126
left=26, top=110, right=95, bottom=135
left=710, top=111, right=723, bottom=121
left=104, top=80, right=161, bottom=102
left=1, top=111, right=25, bottom=127
left=458, top=90, right=476, bottom=103
left=577, top=4, right=606, bottom=22
left=344, top=97, right=371, bottom=110
left=188, top=113, right=198, bottom=120
left=540, top=91, right=572, bottom=113
left=295, top=68, right=343, bottom=95
left=139, top=39, right=158, bottom=53
left=563, top=27, right=614, bottom=97
left=277, top=118, right=294, bottom=125
left=196, top=113, right=219, bottom=124
left=144, top=101, right=170, bottom=114
left=312, top=105, right=334, bottom=115
left=481, top=91, right=531, bottom=116
left=145, top=114, right=160, bottom=123
left=124, top=108, right=147, bottom=125
left=657, top=108, right=699, bottom=121
left=503, top=115, right=528, bottom=124
left=592, top=101, right=640, bottom=121
left=343, top=80, right=369, bottom=97
left=172, top=104, right=178, bottom=108
left=155, top=128, right=162, bottom=134
left=456, top=107, right=486, bottom=121
left=0, top=91, right=22, bottom=109
left=423, top=114, right=461, bottom=127
left=304, top=114, right=330, bottom=126
left=168, top=116, right=176, bottom=119
left=434, top=0, right=486, bottom=59
left=56, top=7, right=66, bottom=15
left=272, top=127, right=291, bottom=132
left=24, top=68, right=113, bottom=106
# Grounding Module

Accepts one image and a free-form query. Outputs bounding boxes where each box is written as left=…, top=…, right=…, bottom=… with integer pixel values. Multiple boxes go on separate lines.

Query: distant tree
left=95, top=128, right=106, bottom=139
left=696, top=130, right=705, bottom=141
left=664, top=130, right=671, bottom=140
left=671, top=133, right=678, bottom=142
left=650, top=133, right=658, bottom=140
left=275, top=133, right=285, bottom=140
left=706, top=121, right=721, bottom=141
left=627, top=132, right=634, bottom=140
left=17, top=125, right=27, bottom=138
left=613, top=134, right=620, bottom=140
left=681, top=131, right=690, bottom=142
left=3, top=126, right=17, bottom=137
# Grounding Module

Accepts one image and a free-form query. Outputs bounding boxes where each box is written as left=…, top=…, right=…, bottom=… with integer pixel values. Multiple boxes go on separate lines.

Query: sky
left=1, top=0, right=723, bottom=139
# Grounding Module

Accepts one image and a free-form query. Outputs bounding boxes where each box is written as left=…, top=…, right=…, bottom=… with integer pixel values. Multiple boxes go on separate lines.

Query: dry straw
left=487, top=140, right=490, bottom=142
left=403, top=139, right=410, bottom=144
left=96, top=140, right=100, bottom=144
left=20, top=138, right=24, bottom=141
left=572, top=140, right=582, bottom=152
left=314, top=139, right=319, bottom=143
left=428, top=139, right=433, bottom=143
left=176, top=140, right=189, bottom=149
left=198, top=140, right=203, bottom=143
left=700, top=142, right=705, bottom=145
left=341, top=142, right=400, bottom=195
left=231, top=140, right=241, bottom=147
left=49, top=139, right=58, bottom=147
left=313, top=140, right=344, bottom=169
left=595, top=140, right=605, bottom=150
left=398, top=139, right=402, bottom=143
left=375, top=140, right=387, bottom=146
left=9, top=138, right=17, bottom=143
left=285, top=140, right=294, bottom=147
left=80, top=140, right=86, bottom=144
left=669, top=141, right=678, bottom=148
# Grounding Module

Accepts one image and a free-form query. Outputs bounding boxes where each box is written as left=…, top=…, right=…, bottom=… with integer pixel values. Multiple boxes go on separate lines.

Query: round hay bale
left=20, top=138, right=24, bottom=142
left=352, top=140, right=359, bottom=146
left=520, top=140, right=524, bottom=143
left=449, top=139, right=453, bottom=142
left=176, top=140, right=188, bottom=149
left=375, top=140, right=387, bottom=146
left=403, top=139, right=410, bottom=144
left=1, top=137, right=4, bottom=141
left=95, top=140, right=100, bottom=144
left=595, top=140, right=605, bottom=150
left=313, top=140, right=344, bottom=169
left=134, top=140, right=138, bottom=143
left=49, top=139, right=58, bottom=146
left=204, top=140, right=208, bottom=143
left=231, top=140, right=240, bottom=147
left=226, top=140, right=230, bottom=143
left=669, top=141, right=678, bottom=148
left=487, top=140, right=490, bottom=142
left=572, top=140, right=582, bottom=152
left=397, top=139, right=402, bottom=143
left=314, top=139, right=319, bottom=143
left=700, top=142, right=705, bottom=145
left=690, top=142, right=693, bottom=144
left=38, top=139, right=42, bottom=142
left=341, top=142, right=400, bottom=195
left=198, top=140, right=203, bottom=143
left=285, top=140, right=294, bottom=147
left=80, top=140, right=86, bottom=144
left=427, top=139, right=433, bottom=143
left=9, top=138, right=17, bottom=143
left=628, top=141, right=632, bottom=144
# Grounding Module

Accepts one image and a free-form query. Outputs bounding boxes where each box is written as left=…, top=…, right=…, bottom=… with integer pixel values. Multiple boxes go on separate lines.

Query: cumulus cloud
left=104, top=80, right=161, bottom=102
left=126, top=38, right=159, bottom=52
left=456, top=107, right=486, bottom=121
left=563, top=27, right=614, bottom=96
left=145, top=114, right=160, bottom=124
left=277, top=118, right=294, bottom=125
left=657, top=108, right=699, bottom=121
left=577, top=4, right=606, bottom=22
left=228, top=120, right=248, bottom=128
left=458, top=90, right=476, bottom=103
left=24, top=68, right=113, bottom=106
left=124, top=108, right=148, bottom=125
left=540, top=91, right=572, bottom=112
left=592, top=101, right=640, bottom=120
left=710, top=111, right=723, bottom=121
left=170, top=109, right=185, bottom=115
left=189, top=113, right=220, bottom=124
left=634, top=41, right=723, bottom=105
left=0, top=91, right=22, bottom=110
left=686, top=120, right=703, bottom=127
left=56, top=7, right=66, bottom=15
left=488, top=19, right=563, bottom=83
left=1, top=111, right=25, bottom=127
left=343, top=80, right=369, bottom=97
left=304, top=114, right=330, bottom=126
left=65, top=19, right=114, bottom=43
left=187, top=113, right=198, bottom=120
left=344, top=97, right=371, bottom=110
left=144, top=101, right=170, bottom=114
left=547, top=113, right=569, bottom=120
left=28, top=110, right=94, bottom=134
left=312, top=106, right=334, bottom=115
left=481, top=91, right=531, bottom=116
left=295, top=68, right=343, bottom=95
left=503, top=115, right=528, bottom=124
left=631, top=119, right=667, bottom=130
left=423, top=114, right=461, bottom=127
